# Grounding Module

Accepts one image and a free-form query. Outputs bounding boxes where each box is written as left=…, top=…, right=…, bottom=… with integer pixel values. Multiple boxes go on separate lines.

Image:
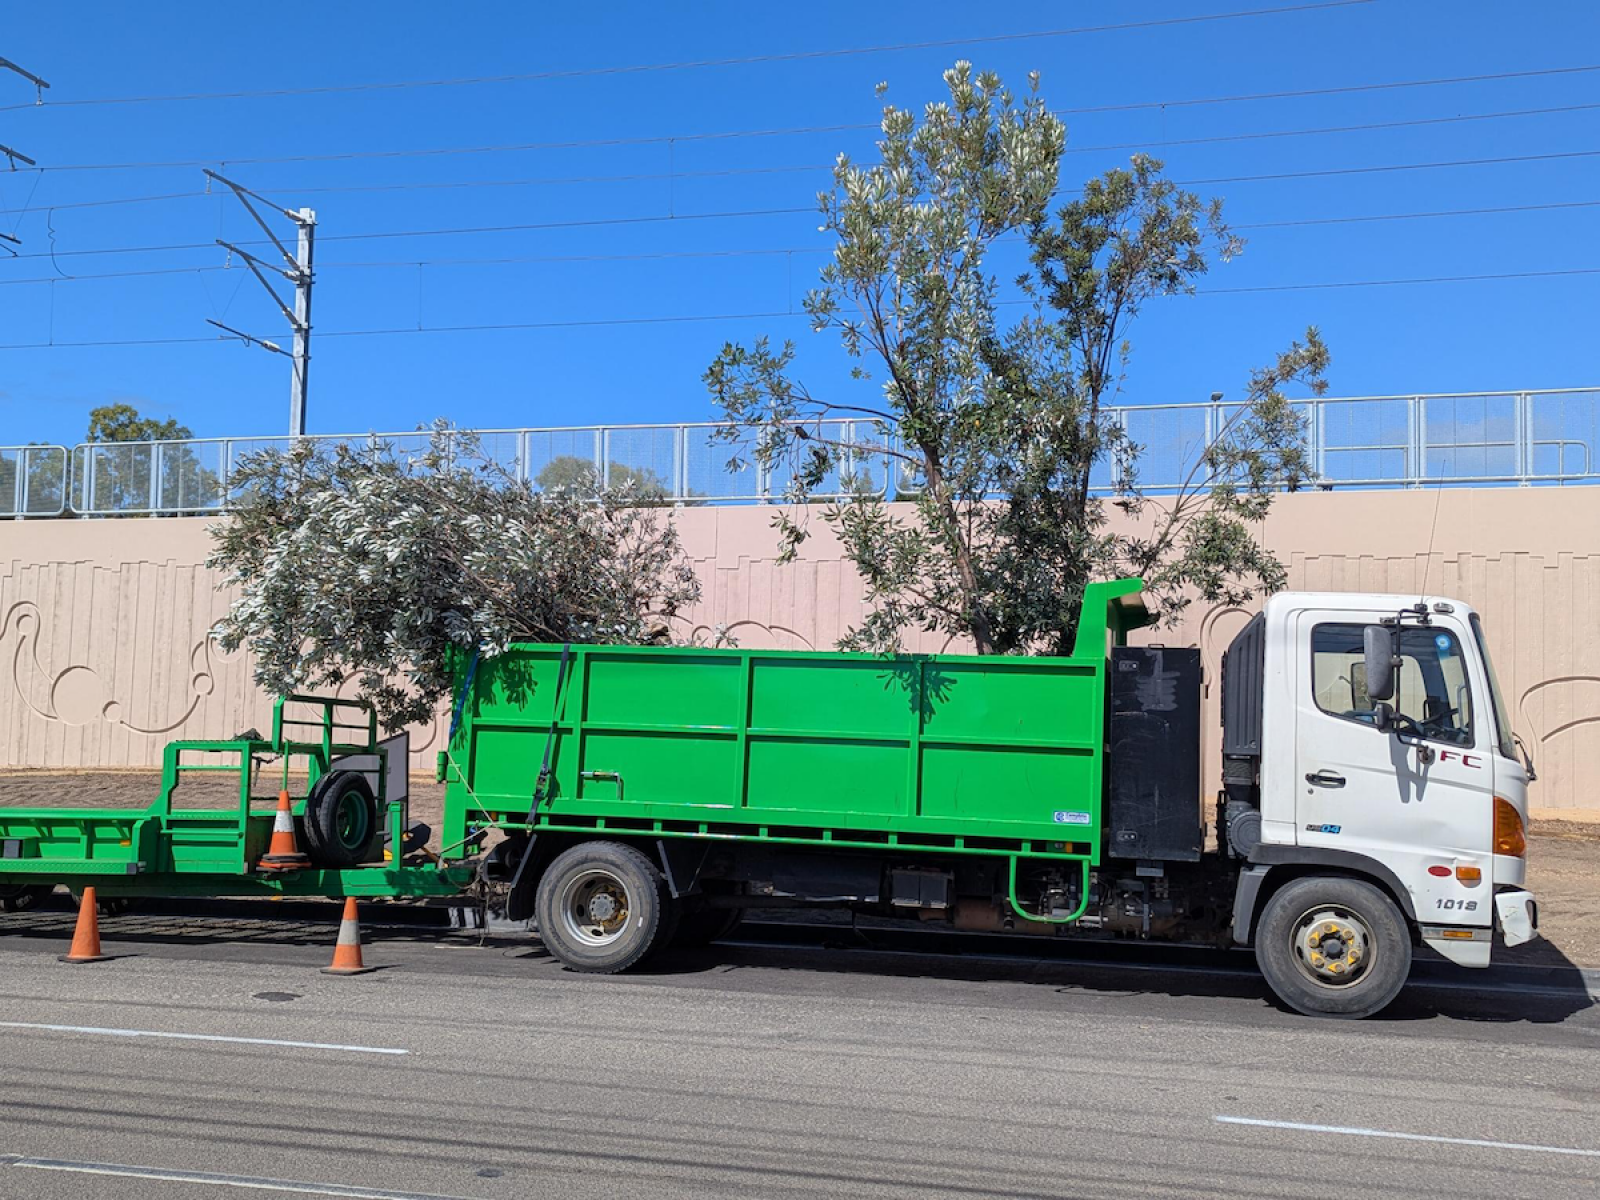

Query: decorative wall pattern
left=2, top=488, right=1595, bottom=808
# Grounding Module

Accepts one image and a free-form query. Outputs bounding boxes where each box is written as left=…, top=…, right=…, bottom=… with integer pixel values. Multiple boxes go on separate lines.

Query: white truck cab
left=1219, top=591, right=1537, bottom=1017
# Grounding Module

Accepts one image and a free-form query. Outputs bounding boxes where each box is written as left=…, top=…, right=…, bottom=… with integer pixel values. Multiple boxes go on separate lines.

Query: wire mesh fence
left=5, top=389, right=1595, bottom=518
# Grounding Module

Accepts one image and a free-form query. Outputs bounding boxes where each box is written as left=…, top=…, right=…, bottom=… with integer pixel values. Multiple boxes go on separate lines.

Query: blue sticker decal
left=1435, top=633, right=1452, bottom=653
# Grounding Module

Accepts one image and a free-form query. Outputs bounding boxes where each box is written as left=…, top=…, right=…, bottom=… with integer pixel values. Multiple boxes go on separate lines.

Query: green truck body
left=440, top=580, right=1150, bottom=919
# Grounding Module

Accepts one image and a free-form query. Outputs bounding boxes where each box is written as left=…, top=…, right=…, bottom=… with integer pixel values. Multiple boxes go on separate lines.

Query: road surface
left=0, top=908, right=1596, bottom=1199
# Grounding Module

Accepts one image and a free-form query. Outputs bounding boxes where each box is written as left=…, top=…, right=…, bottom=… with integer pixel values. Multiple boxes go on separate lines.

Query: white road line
left=0, top=1154, right=476, bottom=1199
left=0, top=1021, right=407, bottom=1056
left=1215, top=1116, right=1600, bottom=1158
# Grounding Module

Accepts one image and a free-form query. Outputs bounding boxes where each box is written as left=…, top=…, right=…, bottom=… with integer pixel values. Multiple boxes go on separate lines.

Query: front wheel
left=534, top=841, right=676, bottom=974
left=1254, top=875, right=1412, bottom=1019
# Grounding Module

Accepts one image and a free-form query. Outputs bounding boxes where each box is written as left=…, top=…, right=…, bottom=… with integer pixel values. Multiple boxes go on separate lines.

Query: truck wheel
left=302, top=772, right=378, bottom=869
left=0, top=883, right=53, bottom=913
left=1255, top=876, right=1412, bottom=1019
left=535, top=841, right=674, bottom=974
left=672, top=902, right=746, bottom=948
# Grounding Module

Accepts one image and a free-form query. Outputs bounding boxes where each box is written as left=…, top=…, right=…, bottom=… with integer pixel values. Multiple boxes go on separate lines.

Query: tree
left=77, top=402, right=220, bottom=515
left=707, top=64, right=1326, bottom=656
left=87, top=402, right=193, bottom=444
left=536, top=455, right=671, bottom=502
left=208, top=426, right=701, bottom=730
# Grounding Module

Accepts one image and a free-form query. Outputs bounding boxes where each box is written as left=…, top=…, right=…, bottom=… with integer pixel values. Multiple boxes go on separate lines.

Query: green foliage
left=209, top=426, right=701, bottom=729
left=708, top=64, right=1326, bottom=655
left=536, top=455, right=671, bottom=502
left=79, top=402, right=219, bottom=515
left=86, top=402, right=193, bottom=444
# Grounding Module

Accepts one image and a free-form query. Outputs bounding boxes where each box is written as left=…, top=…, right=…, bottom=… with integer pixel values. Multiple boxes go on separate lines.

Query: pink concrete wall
left=2, top=487, right=1596, bottom=807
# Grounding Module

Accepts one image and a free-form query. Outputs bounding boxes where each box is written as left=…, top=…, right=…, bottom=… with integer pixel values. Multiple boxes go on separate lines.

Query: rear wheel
left=302, top=772, right=378, bottom=869
left=535, top=841, right=674, bottom=973
left=1255, top=875, right=1412, bottom=1019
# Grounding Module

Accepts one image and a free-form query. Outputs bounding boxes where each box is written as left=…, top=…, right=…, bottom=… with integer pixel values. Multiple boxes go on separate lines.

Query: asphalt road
left=0, top=910, right=1596, bottom=1200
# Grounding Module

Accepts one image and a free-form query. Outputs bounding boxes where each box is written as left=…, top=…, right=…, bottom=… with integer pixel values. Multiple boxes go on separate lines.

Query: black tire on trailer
left=672, top=902, right=746, bottom=948
left=0, top=883, right=53, bottom=913
left=1254, top=875, right=1412, bottom=1019
left=302, top=771, right=378, bottom=869
left=534, top=841, right=676, bottom=974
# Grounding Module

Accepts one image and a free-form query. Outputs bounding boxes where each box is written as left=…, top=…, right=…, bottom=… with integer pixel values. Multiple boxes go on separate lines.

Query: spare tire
left=302, top=771, right=378, bottom=869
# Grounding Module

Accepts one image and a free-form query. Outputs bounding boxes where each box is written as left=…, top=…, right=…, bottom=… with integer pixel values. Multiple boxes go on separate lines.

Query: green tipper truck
left=0, top=578, right=1539, bottom=1018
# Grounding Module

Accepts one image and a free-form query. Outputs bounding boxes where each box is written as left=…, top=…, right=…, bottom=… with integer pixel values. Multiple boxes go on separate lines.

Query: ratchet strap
left=526, top=643, right=572, bottom=825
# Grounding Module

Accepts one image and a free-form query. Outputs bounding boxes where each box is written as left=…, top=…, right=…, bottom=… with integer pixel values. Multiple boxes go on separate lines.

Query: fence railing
left=0, top=444, right=68, bottom=517
left=5, top=388, right=1597, bottom=518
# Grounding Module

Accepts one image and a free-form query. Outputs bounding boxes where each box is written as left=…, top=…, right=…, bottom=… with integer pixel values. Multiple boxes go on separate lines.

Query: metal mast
left=203, top=170, right=317, bottom=437
left=0, top=56, right=49, bottom=250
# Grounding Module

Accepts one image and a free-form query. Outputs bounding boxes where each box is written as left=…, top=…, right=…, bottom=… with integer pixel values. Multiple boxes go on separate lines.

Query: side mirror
left=1363, top=625, right=1396, bottom=703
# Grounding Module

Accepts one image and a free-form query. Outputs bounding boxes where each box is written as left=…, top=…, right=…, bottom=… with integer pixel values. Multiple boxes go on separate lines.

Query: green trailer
left=0, top=694, right=469, bottom=911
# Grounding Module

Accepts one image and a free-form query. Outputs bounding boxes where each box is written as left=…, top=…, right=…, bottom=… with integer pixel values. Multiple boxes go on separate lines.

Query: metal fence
left=0, top=444, right=68, bottom=517
left=5, top=388, right=1596, bottom=518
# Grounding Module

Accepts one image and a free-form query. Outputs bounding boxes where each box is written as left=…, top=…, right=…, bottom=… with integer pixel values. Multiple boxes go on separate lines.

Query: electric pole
left=0, top=56, right=49, bottom=250
left=203, top=170, right=316, bottom=437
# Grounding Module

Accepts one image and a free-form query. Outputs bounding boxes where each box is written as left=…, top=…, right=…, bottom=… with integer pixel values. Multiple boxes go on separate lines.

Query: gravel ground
left=3, top=769, right=1594, bottom=967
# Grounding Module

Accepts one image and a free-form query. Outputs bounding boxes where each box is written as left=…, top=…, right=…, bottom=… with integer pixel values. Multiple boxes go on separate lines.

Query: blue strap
left=446, top=645, right=481, bottom=744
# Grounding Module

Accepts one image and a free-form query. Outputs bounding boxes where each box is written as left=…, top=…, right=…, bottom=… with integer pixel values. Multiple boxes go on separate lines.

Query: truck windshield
left=1470, top=613, right=1517, bottom=759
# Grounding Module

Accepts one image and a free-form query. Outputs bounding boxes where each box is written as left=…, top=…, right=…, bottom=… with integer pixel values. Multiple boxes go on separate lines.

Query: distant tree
left=708, top=64, right=1325, bottom=656
left=209, top=426, right=701, bottom=730
left=87, top=403, right=193, bottom=444
left=536, top=455, right=671, bottom=502
left=77, top=403, right=218, bottom=515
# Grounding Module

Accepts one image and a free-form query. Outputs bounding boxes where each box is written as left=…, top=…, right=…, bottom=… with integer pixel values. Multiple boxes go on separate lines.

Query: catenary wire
left=0, top=2, right=1373, bottom=114
left=11, top=147, right=1600, bottom=263
left=2, top=266, right=1596, bottom=351
left=23, top=94, right=1600, bottom=178
left=4, top=199, right=1598, bottom=287
left=17, top=97, right=1600, bottom=213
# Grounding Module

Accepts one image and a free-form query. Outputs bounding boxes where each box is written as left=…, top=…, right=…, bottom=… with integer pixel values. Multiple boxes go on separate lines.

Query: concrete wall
left=2, top=487, right=1596, bottom=808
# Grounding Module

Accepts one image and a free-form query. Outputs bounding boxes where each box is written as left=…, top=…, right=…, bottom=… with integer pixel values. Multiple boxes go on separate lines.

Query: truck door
left=1293, top=610, right=1495, bottom=926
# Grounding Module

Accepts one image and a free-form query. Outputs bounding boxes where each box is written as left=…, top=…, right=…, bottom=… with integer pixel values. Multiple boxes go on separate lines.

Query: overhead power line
left=15, top=145, right=1600, bottom=263
left=3, top=265, right=1595, bottom=352
left=5, top=206, right=816, bottom=260
left=0, top=1, right=1371, bottom=114
left=20, top=96, right=1600, bottom=213
left=26, top=90, right=1600, bottom=178
left=6, top=199, right=1599, bottom=288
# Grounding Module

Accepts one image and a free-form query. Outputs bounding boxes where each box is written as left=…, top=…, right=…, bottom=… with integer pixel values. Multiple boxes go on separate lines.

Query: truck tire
left=302, top=772, right=378, bottom=869
left=1255, top=875, right=1412, bottom=1019
left=672, top=902, right=746, bottom=948
left=535, top=841, right=675, bottom=973
left=0, top=883, right=53, bottom=913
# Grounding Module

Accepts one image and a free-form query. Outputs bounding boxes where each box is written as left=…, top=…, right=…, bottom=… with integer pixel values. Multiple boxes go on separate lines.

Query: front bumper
left=1495, top=888, right=1538, bottom=947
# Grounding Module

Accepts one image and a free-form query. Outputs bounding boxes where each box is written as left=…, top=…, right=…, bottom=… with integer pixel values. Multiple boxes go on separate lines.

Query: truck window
left=1311, top=623, right=1473, bottom=746
left=1469, top=613, right=1517, bottom=759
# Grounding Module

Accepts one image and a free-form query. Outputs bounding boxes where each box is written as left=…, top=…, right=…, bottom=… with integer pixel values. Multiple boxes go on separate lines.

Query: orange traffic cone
left=321, top=896, right=376, bottom=976
left=258, top=790, right=311, bottom=872
left=59, top=886, right=111, bottom=964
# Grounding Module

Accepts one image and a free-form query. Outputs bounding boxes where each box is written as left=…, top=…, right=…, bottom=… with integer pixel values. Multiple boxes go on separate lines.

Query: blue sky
left=1, top=0, right=1597, bottom=449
